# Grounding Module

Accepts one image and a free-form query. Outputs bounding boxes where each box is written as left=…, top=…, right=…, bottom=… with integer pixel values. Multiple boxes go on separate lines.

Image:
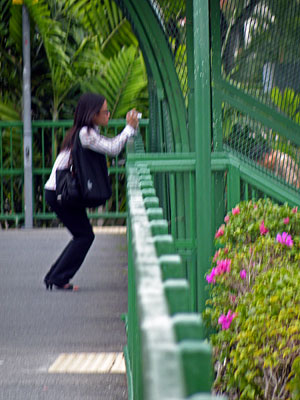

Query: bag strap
left=69, top=129, right=80, bottom=172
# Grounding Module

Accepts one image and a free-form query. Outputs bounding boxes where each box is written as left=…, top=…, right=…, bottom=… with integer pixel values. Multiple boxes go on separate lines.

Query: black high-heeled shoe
left=44, top=279, right=53, bottom=290
left=44, top=278, right=78, bottom=291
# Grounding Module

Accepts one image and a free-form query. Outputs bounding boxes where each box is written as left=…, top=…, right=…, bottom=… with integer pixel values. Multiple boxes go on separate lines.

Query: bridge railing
left=125, top=135, right=227, bottom=400
left=0, top=119, right=149, bottom=227
left=125, top=121, right=300, bottom=398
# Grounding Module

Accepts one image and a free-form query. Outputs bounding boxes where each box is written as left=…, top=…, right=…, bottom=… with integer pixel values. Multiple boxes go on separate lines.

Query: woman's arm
left=79, top=125, right=136, bottom=157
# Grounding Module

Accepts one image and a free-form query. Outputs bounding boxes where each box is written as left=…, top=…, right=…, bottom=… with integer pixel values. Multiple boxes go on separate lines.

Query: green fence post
left=193, top=0, right=213, bottom=312
left=153, top=234, right=175, bottom=256
left=227, top=164, right=241, bottom=211
left=143, top=196, right=160, bottom=209
left=163, top=279, right=191, bottom=315
left=149, top=219, right=168, bottom=236
left=159, top=254, right=186, bottom=281
left=147, top=208, right=164, bottom=221
left=172, top=313, right=205, bottom=342
left=179, top=340, right=213, bottom=397
left=210, top=0, right=226, bottom=236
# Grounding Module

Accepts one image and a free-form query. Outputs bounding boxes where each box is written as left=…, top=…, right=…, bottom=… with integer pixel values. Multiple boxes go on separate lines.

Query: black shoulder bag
left=56, top=160, right=82, bottom=207
left=56, top=130, right=112, bottom=208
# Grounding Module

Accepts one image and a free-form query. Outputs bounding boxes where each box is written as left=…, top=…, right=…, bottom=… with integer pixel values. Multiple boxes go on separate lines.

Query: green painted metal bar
left=0, top=170, right=24, bottom=176
left=244, top=182, right=249, bottom=201
left=189, top=171, right=196, bottom=246
left=211, top=152, right=300, bottom=207
left=127, top=154, right=196, bottom=172
left=214, top=79, right=300, bottom=146
left=169, top=172, right=177, bottom=239
left=156, top=89, right=165, bottom=153
left=128, top=152, right=196, bottom=161
left=174, top=239, right=195, bottom=249
left=186, top=0, right=195, bottom=152
left=9, top=128, right=14, bottom=212
left=41, top=127, right=46, bottom=214
left=210, top=0, right=223, bottom=153
left=188, top=170, right=197, bottom=312
left=126, top=210, right=141, bottom=400
left=210, top=0, right=226, bottom=234
left=227, top=165, right=240, bottom=211
left=193, top=0, right=213, bottom=313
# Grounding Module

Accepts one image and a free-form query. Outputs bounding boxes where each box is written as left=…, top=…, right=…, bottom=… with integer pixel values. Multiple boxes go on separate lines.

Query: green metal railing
left=127, top=135, right=198, bottom=311
left=125, top=136, right=226, bottom=399
left=210, top=0, right=300, bottom=234
left=0, top=119, right=149, bottom=227
left=122, top=1, right=300, bottom=398
left=126, top=131, right=300, bottom=399
left=3, top=0, right=300, bottom=397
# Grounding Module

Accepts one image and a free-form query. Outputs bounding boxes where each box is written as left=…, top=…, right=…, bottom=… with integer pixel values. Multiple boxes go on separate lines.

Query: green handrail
left=0, top=119, right=149, bottom=227
left=126, top=153, right=224, bottom=399
left=126, top=130, right=300, bottom=398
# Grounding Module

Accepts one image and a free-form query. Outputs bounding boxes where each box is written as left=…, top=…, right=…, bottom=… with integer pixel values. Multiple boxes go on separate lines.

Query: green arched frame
left=115, top=0, right=190, bottom=153
left=117, top=0, right=213, bottom=313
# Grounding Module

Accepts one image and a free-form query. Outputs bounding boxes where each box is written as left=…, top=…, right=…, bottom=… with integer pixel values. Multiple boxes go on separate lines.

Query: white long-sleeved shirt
left=44, top=124, right=135, bottom=190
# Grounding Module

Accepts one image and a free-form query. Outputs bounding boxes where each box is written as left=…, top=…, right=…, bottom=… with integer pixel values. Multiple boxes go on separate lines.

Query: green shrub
left=287, top=356, right=300, bottom=399
left=204, top=199, right=300, bottom=399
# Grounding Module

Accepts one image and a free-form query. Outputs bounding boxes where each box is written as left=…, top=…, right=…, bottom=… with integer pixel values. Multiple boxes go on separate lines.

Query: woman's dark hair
left=61, top=92, right=106, bottom=151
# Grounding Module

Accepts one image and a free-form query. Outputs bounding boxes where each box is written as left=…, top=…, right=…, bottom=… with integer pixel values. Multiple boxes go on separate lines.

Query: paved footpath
left=0, top=228, right=128, bottom=400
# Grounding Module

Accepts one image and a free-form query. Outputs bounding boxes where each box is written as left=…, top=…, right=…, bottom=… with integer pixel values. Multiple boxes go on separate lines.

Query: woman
left=44, top=92, right=139, bottom=291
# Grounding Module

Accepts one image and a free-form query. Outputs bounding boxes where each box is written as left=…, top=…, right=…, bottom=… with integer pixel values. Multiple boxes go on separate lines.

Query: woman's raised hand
left=126, top=108, right=139, bottom=130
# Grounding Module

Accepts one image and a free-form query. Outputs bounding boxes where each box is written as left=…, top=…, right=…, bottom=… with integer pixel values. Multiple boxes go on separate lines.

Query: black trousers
left=44, top=189, right=95, bottom=286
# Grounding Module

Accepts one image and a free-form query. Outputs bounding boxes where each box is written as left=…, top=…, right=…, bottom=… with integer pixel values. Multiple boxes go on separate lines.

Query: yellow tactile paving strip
left=93, top=226, right=126, bottom=234
left=48, top=352, right=126, bottom=374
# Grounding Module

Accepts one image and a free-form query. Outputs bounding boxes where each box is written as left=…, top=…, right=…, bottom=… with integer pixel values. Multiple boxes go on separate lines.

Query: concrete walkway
left=0, top=228, right=128, bottom=400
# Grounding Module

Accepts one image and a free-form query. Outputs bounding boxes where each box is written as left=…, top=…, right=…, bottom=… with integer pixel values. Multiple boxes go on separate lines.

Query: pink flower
left=215, top=259, right=231, bottom=275
left=283, top=217, right=289, bottom=224
left=215, top=227, right=224, bottom=238
left=292, top=207, right=298, bottom=214
left=207, top=259, right=232, bottom=284
left=260, top=220, right=268, bottom=235
left=224, top=215, right=230, bottom=223
left=223, top=247, right=229, bottom=255
left=253, top=204, right=258, bottom=209
left=218, top=310, right=237, bottom=330
left=240, top=269, right=247, bottom=280
left=276, top=232, right=293, bottom=247
left=206, top=268, right=216, bottom=284
left=232, top=207, right=240, bottom=215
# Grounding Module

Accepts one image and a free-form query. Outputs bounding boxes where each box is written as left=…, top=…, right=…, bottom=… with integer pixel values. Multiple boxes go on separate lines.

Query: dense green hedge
left=204, top=199, right=300, bottom=399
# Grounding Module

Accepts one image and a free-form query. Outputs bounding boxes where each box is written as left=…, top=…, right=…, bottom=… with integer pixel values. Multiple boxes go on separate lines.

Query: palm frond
left=82, top=45, right=148, bottom=118
left=64, top=0, right=137, bottom=57
left=9, top=3, right=22, bottom=54
left=0, top=101, right=21, bottom=121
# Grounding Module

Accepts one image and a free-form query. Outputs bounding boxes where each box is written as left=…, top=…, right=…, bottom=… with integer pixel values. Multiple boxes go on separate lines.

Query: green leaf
left=0, top=102, right=20, bottom=120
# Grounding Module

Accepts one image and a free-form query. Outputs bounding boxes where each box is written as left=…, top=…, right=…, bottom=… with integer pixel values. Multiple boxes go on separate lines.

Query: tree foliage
left=0, top=0, right=148, bottom=121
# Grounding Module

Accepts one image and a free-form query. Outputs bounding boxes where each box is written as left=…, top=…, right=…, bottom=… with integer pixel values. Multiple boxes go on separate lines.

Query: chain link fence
left=149, top=0, right=188, bottom=104
left=219, top=0, right=300, bottom=192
